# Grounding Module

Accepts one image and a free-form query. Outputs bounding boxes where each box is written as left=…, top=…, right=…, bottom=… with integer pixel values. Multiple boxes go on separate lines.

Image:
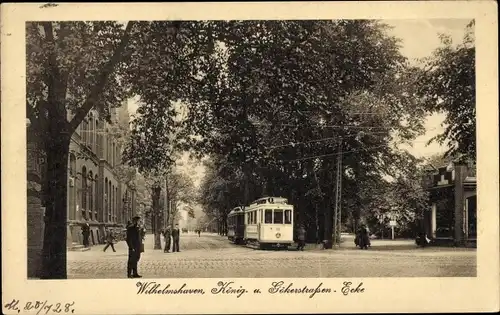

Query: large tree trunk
left=152, top=185, right=162, bottom=250
left=27, top=131, right=44, bottom=278
left=40, top=133, right=70, bottom=279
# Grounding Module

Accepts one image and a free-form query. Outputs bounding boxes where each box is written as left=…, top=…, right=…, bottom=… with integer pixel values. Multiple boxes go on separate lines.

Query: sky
left=127, top=19, right=472, bottom=191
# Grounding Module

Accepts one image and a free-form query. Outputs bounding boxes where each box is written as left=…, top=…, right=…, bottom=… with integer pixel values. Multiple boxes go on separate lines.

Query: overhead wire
left=278, top=138, right=440, bottom=163
left=264, top=127, right=439, bottom=150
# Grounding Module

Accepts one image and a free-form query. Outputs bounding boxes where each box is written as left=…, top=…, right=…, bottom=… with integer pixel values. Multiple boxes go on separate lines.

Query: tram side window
left=274, top=209, right=284, bottom=224
left=265, top=209, right=273, bottom=223
left=285, top=210, right=292, bottom=224
left=252, top=212, right=256, bottom=224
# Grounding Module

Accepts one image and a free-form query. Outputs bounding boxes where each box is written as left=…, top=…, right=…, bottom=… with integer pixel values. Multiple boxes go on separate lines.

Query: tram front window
left=265, top=209, right=273, bottom=223
left=273, top=209, right=284, bottom=224
left=284, top=210, right=292, bottom=224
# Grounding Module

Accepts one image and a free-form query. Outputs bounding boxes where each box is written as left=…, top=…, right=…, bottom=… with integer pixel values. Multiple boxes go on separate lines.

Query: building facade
left=421, top=161, right=477, bottom=246
left=66, top=105, right=137, bottom=247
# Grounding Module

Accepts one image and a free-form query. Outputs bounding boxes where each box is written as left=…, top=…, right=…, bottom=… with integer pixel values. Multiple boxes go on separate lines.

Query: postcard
left=1, top=1, right=498, bottom=314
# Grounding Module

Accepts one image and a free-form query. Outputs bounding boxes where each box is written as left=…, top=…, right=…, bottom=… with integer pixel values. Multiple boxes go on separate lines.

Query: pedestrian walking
left=172, top=224, right=181, bottom=252
left=126, top=216, right=142, bottom=278
left=103, top=227, right=116, bottom=252
left=163, top=227, right=172, bottom=253
left=297, top=225, right=306, bottom=251
left=197, top=229, right=201, bottom=237
left=356, top=225, right=370, bottom=249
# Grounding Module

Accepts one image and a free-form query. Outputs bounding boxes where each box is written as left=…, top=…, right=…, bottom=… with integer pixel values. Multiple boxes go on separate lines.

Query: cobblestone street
left=67, top=233, right=476, bottom=278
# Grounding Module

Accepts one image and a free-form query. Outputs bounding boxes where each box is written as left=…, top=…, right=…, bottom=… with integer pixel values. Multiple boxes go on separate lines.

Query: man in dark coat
left=126, top=216, right=142, bottom=278
left=357, top=225, right=370, bottom=249
left=163, top=227, right=172, bottom=253
left=296, top=225, right=306, bottom=251
left=81, top=218, right=90, bottom=247
left=172, top=224, right=181, bottom=252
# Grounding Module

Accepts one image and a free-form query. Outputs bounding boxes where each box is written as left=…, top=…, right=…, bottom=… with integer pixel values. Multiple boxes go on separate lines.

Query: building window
left=88, top=113, right=94, bottom=150
left=108, top=181, right=112, bottom=222
left=95, top=174, right=99, bottom=219
left=106, top=133, right=110, bottom=163
left=103, top=132, right=108, bottom=162
left=112, top=142, right=115, bottom=167
left=111, top=185, right=114, bottom=222
left=81, top=166, right=87, bottom=219
left=88, top=171, right=93, bottom=220
left=115, top=186, right=118, bottom=221
left=69, top=154, right=77, bottom=220
left=83, top=119, right=89, bottom=145
left=81, top=120, right=85, bottom=143
left=96, top=120, right=102, bottom=158
left=115, top=145, right=119, bottom=167
left=104, top=178, right=108, bottom=222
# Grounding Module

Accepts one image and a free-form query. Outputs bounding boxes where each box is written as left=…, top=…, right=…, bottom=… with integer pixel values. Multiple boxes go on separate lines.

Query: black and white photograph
left=2, top=2, right=499, bottom=314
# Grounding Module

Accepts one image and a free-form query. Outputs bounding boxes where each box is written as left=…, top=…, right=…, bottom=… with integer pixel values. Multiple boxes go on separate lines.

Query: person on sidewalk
left=103, top=227, right=116, bottom=252
left=172, top=224, right=181, bottom=252
left=126, top=216, right=142, bottom=278
left=297, top=225, right=306, bottom=251
left=163, top=227, right=172, bottom=253
left=81, top=219, right=90, bottom=247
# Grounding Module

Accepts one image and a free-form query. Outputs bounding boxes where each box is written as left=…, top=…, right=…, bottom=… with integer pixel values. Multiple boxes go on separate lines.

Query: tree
left=183, top=20, right=428, bottom=245
left=165, top=167, right=196, bottom=227
left=26, top=21, right=135, bottom=279
left=121, top=21, right=225, bottom=248
left=416, top=21, right=476, bottom=160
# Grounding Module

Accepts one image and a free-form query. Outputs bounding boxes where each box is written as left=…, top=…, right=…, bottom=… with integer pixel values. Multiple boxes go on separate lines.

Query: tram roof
left=249, top=196, right=289, bottom=206
left=228, top=206, right=245, bottom=216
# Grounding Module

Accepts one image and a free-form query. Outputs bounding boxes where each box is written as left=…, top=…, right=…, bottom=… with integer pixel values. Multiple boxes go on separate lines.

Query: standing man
left=297, top=225, right=306, bottom=251
left=103, top=227, right=116, bottom=252
left=126, top=216, right=142, bottom=278
left=172, top=224, right=181, bottom=252
left=163, top=227, right=171, bottom=253
left=81, top=219, right=90, bottom=247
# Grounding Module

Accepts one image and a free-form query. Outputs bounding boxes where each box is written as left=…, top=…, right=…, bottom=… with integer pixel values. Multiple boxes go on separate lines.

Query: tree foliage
left=416, top=20, right=476, bottom=160
left=181, top=20, right=429, bottom=240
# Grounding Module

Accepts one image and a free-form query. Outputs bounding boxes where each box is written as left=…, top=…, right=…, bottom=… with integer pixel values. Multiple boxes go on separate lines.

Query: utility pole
left=332, top=138, right=343, bottom=248
left=153, top=185, right=162, bottom=250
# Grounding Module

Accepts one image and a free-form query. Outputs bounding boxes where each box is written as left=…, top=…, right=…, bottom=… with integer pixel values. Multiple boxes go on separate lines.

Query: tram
left=244, top=197, right=294, bottom=249
left=227, top=206, right=245, bottom=244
